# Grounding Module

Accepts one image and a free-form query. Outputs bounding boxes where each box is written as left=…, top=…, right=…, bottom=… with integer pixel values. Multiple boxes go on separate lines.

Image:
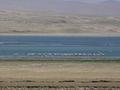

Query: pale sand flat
left=0, top=62, right=120, bottom=80
left=0, top=61, right=120, bottom=87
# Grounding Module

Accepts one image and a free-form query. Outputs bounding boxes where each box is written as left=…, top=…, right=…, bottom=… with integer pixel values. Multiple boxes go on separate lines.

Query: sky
left=94, top=0, right=120, bottom=1
left=93, top=0, right=120, bottom=1
left=59, top=0, right=120, bottom=2
left=0, top=0, right=120, bottom=16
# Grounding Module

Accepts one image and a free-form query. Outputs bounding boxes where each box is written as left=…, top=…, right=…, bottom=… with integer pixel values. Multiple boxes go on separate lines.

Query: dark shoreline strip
left=0, top=56, right=120, bottom=61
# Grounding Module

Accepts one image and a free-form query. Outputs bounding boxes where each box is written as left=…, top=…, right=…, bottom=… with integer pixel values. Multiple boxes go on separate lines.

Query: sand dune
left=0, top=9, right=120, bottom=36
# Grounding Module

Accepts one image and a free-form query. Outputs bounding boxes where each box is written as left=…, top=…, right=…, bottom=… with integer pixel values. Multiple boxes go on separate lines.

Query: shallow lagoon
left=0, top=36, right=120, bottom=58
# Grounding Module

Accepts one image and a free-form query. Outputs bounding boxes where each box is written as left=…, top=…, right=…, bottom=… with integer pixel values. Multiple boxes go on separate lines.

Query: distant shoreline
left=0, top=33, right=120, bottom=37
left=0, top=56, right=120, bottom=61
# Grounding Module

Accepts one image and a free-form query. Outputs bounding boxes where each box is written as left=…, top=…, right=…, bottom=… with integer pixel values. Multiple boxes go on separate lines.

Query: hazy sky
left=89, top=0, right=120, bottom=1
left=90, top=0, right=120, bottom=1
left=59, top=0, right=120, bottom=1
left=93, top=0, right=120, bottom=1
left=0, top=0, right=120, bottom=16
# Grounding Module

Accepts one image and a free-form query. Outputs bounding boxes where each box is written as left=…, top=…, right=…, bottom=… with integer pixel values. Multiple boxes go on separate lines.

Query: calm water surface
left=0, top=36, right=120, bottom=58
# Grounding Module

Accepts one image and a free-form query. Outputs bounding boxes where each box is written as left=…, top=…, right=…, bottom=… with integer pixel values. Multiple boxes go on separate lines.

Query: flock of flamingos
left=13, top=52, right=104, bottom=57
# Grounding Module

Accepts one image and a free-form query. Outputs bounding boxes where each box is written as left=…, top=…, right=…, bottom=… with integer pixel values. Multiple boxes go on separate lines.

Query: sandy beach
left=1, top=61, right=120, bottom=80
left=0, top=61, right=120, bottom=89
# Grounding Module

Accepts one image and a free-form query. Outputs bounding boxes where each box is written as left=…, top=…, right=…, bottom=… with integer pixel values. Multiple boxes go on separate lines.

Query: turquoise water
left=0, top=36, right=120, bottom=57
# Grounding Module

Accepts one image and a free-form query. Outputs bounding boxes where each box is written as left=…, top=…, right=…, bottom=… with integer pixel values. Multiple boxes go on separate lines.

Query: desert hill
left=0, top=9, right=120, bottom=36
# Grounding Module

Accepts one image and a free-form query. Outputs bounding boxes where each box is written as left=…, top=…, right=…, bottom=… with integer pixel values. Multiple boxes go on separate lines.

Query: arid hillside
left=0, top=9, right=120, bottom=36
